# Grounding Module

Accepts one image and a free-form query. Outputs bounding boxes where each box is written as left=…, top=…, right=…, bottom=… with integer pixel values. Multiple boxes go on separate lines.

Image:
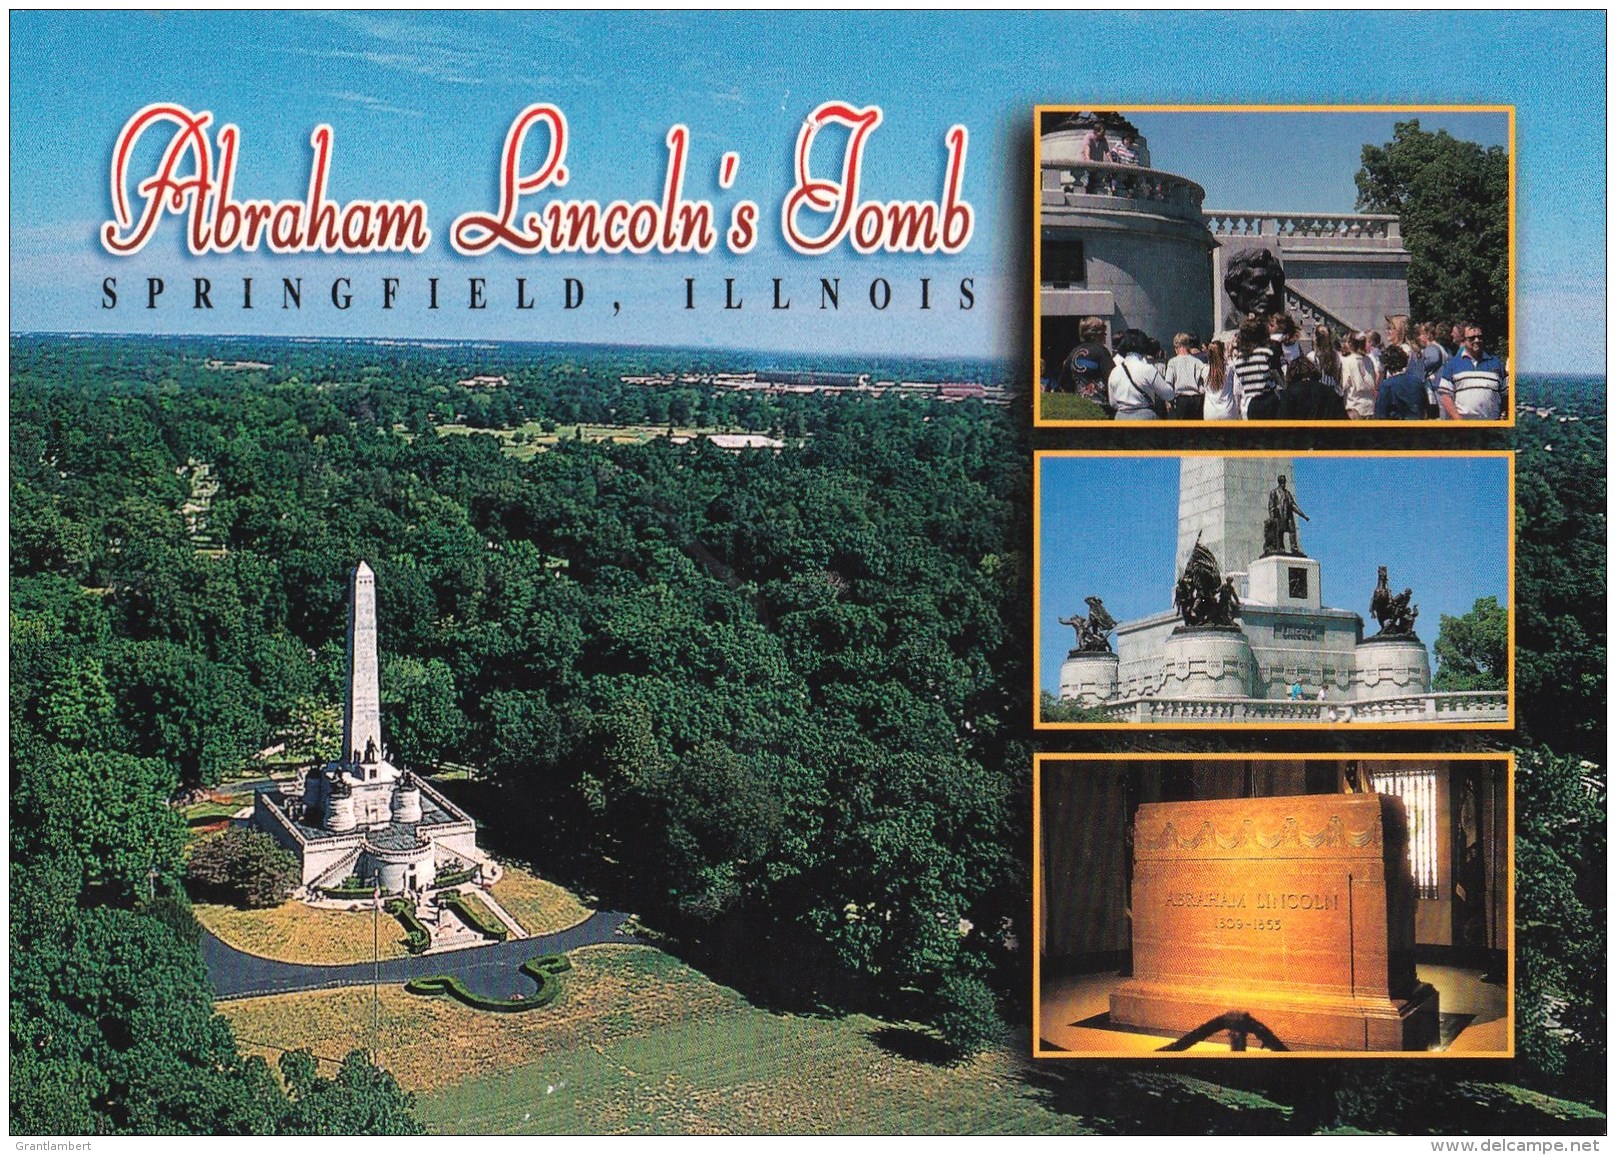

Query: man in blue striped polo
left=1435, top=322, right=1508, bottom=420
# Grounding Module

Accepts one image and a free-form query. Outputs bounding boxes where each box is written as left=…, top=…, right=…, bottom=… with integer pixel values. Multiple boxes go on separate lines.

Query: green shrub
left=187, top=827, right=299, bottom=909
left=405, top=954, right=571, bottom=1012
left=933, top=970, right=1003, bottom=1058
left=432, top=866, right=477, bottom=888
left=439, top=891, right=507, bottom=941
left=385, top=898, right=430, bottom=954
left=320, top=882, right=376, bottom=899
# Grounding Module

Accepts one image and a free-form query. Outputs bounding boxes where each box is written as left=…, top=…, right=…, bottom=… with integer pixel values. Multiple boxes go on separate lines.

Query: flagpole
left=372, top=873, right=381, bottom=1058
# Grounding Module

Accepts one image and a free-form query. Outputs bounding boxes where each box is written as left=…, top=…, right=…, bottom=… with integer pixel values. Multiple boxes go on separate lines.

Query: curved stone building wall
left=1040, top=126, right=1216, bottom=363
left=1159, top=628, right=1256, bottom=699
left=1353, top=636, right=1433, bottom=700
left=362, top=841, right=436, bottom=894
left=1058, top=650, right=1119, bottom=704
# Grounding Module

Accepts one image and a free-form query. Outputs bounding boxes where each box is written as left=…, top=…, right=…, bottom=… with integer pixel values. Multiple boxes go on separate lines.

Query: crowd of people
left=1048, top=313, right=1508, bottom=421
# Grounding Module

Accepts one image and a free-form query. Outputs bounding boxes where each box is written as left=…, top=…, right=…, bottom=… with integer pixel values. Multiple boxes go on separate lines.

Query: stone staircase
left=307, top=847, right=362, bottom=893
left=1284, top=284, right=1357, bottom=340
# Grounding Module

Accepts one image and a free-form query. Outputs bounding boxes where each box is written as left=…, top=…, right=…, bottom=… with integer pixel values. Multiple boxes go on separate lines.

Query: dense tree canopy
left=1433, top=595, right=1508, bottom=692
left=1357, top=120, right=1510, bottom=345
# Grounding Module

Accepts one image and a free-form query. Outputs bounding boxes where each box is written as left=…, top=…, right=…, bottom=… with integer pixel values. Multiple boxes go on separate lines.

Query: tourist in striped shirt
left=1436, top=323, right=1508, bottom=420
left=1231, top=316, right=1284, bottom=419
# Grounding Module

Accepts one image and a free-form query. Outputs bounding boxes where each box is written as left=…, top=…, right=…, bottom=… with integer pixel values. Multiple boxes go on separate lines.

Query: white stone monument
left=342, top=561, right=383, bottom=772
left=1064, top=459, right=1508, bottom=723
left=254, top=562, right=486, bottom=894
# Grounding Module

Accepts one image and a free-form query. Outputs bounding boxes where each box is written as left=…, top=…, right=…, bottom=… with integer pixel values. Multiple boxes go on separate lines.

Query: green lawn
left=411, top=947, right=1087, bottom=1135
left=182, top=800, right=243, bottom=824
left=1038, top=393, right=1110, bottom=422
left=227, top=944, right=1091, bottom=1134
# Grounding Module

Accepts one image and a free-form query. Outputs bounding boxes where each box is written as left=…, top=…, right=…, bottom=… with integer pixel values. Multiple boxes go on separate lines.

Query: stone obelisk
left=342, top=561, right=382, bottom=766
left=1174, top=457, right=1295, bottom=587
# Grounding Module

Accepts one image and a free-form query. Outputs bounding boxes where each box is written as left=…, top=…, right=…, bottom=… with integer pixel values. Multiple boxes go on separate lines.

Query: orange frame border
left=1031, top=449, right=1516, bottom=731
left=1030, top=750, right=1516, bottom=1060
left=1030, top=103, right=1517, bottom=429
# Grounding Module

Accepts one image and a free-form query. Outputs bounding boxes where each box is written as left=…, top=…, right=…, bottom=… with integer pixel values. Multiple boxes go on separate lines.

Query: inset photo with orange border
left=1033, top=105, right=1514, bottom=427
left=1034, top=451, right=1512, bottom=729
left=1033, top=753, right=1513, bottom=1058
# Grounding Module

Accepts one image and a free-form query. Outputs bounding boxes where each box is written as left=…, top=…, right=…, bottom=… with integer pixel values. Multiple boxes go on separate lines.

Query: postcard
left=8, top=10, right=1606, bottom=1141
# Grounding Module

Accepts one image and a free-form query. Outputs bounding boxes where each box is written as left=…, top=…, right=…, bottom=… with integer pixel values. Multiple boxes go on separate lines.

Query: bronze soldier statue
left=1059, top=595, right=1117, bottom=653
left=1369, top=565, right=1420, bottom=636
left=1174, top=535, right=1240, bottom=628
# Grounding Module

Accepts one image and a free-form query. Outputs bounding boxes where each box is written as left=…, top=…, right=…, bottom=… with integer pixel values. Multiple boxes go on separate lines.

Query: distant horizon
left=15, top=329, right=1604, bottom=379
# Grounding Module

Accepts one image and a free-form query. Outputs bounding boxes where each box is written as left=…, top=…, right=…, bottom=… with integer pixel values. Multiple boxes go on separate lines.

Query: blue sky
left=1117, top=111, right=1511, bottom=213
left=9, top=11, right=1605, bottom=369
left=1037, top=455, right=1511, bottom=694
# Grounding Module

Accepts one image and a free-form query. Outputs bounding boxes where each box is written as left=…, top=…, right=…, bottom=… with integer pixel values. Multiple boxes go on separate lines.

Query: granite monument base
left=1109, top=793, right=1439, bottom=1052
left=1354, top=634, right=1432, bottom=700
left=1248, top=553, right=1321, bottom=609
left=1058, top=649, right=1119, bottom=704
left=1160, top=625, right=1256, bottom=699
left=1110, top=975, right=1440, bottom=1052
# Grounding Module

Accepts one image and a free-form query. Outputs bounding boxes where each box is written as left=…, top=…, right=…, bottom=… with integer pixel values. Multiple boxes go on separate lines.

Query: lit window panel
left=1367, top=766, right=1440, bottom=900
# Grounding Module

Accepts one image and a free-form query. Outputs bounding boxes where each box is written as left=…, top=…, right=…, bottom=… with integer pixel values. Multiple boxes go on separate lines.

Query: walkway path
left=203, top=910, right=642, bottom=1001
left=448, top=885, right=528, bottom=942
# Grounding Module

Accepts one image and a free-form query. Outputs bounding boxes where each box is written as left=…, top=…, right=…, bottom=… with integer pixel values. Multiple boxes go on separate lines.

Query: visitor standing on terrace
left=1106, top=328, right=1174, bottom=420
left=1436, top=323, right=1508, bottom=420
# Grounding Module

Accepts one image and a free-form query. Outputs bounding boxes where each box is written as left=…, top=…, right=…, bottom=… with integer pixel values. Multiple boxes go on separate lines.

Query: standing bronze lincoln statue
left=1264, top=475, right=1309, bottom=556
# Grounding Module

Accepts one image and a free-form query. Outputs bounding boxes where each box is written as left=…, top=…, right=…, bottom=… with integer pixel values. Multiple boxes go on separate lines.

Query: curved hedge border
left=405, top=954, right=572, bottom=1012
left=439, top=891, right=507, bottom=942
left=385, top=898, right=431, bottom=954
left=433, top=866, right=478, bottom=888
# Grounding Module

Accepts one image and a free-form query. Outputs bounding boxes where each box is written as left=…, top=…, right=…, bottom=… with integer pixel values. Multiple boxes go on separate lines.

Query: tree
left=1433, top=595, right=1508, bottom=691
left=1038, top=690, right=1114, bottom=724
left=932, top=968, right=1003, bottom=1058
left=276, top=1049, right=425, bottom=1136
left=12, top=742, right=187, bottom=903
left=187, top=827, right=300, bottom=909
left=10, top=905, right=287, bottom=1135
left=1356, top=120, right=1510, bottom=345
left=1514, top=748, right=1605, bottom=1098
left=382, top=656, right=469, bottom=769
left=106, top=640, right=266, bottom=787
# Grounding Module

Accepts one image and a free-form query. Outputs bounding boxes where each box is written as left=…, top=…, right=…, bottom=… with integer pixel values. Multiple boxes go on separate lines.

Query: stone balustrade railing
left=1042, top=162, right=1206, bottom=222
left=1099, top=690, right=1508, bottom=725
left=1284, top=286, right=1357, bottom=337
left=1204, top=211, right=1400, bottom=241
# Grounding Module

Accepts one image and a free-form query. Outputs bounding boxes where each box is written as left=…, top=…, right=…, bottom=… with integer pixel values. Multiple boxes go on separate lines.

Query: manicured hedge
left=320, top=874, right=375, bottom=899
left=405, top=954, right=572, bottom=1012
left=321, top=883, right=376, bottom=899
left=432, top=866, right=478, bottom=888
left=385, top=898, right=431, bottom=954
left=439, top=891, right=507, bottom=942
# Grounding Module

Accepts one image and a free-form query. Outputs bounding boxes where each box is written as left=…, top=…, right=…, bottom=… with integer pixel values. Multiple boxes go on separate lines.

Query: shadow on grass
left=1016, top=1056, right=1607, bottom=1137
left=867, top=1025, right=957, bottom=1067
left=430, top=776, right=923, bottom=1023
